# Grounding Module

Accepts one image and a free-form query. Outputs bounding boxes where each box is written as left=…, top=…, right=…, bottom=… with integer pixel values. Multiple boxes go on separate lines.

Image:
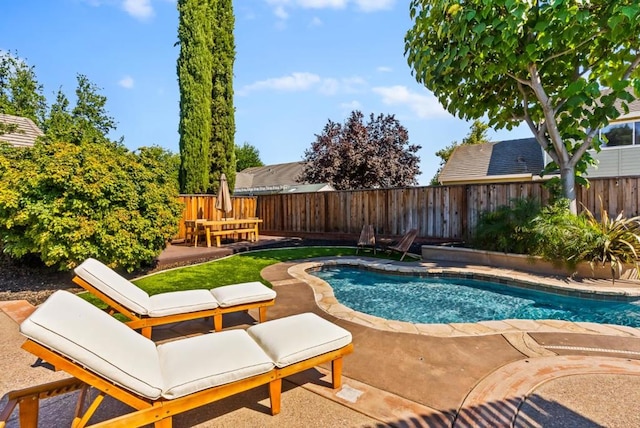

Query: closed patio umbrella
left=215, top=173, right=232, bottom=218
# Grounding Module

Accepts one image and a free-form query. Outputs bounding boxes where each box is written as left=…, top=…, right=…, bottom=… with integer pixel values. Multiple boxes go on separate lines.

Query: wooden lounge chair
left=355, top=224, right=376, bottom=255
left=3, top=290, right=353, bottom=427
left=387, top=229, right=418, bottom=261
left=72, top=258, right=277, bottom=338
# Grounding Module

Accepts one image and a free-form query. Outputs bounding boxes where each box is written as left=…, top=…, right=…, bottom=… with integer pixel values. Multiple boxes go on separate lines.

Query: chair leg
left=269, top=379, right=282, bottom=415
left=213, top=314, right=222, bottom=332
left=141, top=326, right=152, bottom=339
left=73, top=389, right=105, bottom=428
left=331, top=357, right=344, bottom=389
left=18, top=396, right=39, bottom=428
left=259, top=306, right=268, bottom=323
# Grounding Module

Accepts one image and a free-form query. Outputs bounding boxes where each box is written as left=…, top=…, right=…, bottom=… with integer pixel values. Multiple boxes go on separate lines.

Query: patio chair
left=184, top=219, right=207, bottom=246
left=355, top=224, right=376, bottom=255
left=4, top=290, right=353, bottom=427
left=387, top=229, right=418, bottom=261
left=72, top=258, right=277, bottom=338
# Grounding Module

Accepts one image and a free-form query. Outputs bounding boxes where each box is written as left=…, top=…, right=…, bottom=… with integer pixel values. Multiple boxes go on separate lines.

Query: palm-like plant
left=578, top=201, right=640, bottom=283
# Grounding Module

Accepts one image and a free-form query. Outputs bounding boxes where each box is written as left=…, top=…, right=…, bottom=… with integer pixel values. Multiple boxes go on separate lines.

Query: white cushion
left=247, top=313, right=352, bottom=368
left=20, top=290, right=163, bottom=399
left=149, top=289, right=219, bottom=317
left=74, top=258, right=151, bottom=316
left=210, top=282, right=276, bottom=307
left=157, top=330, right=274, bottom=399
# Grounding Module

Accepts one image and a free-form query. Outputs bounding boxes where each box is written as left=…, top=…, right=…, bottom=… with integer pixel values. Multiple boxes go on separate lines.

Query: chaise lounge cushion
left=74, top=258, right=152, bottom=315
left=157, top=330, right=275, bottom=399
left=20, top=290, right=163, bottom=399
left=211, top=282, right=277, bottom=307
left=247, top=313, right=352, bottom=367
left=149, top=289, right=219, bottom=317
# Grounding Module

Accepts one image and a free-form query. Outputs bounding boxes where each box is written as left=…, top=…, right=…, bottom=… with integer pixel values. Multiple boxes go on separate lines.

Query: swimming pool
left=312, top=266, right=640, bottom=327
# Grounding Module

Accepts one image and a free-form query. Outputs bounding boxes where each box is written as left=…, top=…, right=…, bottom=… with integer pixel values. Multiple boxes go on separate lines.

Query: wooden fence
left=175, top=176, right=639, bottom=242
left=254, top=176, right=640, bottom=242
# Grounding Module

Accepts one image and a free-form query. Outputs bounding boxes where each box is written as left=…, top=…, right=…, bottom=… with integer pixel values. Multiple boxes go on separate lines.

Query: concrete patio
left=2, top=239, right=640, bottom=427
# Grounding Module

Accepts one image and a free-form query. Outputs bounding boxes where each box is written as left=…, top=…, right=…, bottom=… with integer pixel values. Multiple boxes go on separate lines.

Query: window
left=600, top=119, right=640, bottom=147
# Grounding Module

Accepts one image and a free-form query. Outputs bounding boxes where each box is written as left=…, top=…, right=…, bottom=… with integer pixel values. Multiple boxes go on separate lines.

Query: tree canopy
left=0, top=52, right=47, bottom=125
left=405, top=0, right=640, bottom=213
left=209, top=0, right=237, bottom=192
left=177, top=0, right=236, bottom=194
left=300, top=111, right=421, bottom=190
left=177, top=0, right=213, bottom=194
left=235, top=142, right=264, bottom=171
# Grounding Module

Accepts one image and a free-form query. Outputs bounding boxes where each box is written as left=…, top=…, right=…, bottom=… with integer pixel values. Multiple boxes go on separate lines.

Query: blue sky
left=2, top=0, right=531, bottom=185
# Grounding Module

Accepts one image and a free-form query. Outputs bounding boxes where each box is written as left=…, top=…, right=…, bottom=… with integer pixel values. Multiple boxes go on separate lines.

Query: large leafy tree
left=235, top=142, right=264, bottom=171
left=209, top=0, right=236, bottom=192
left=301, top=111, right=421, bottom=190
left=432, top=120, right=490, bottom=185
left=0, top=52, right=47, bottom=125
left=405, top=0, right=640, bottom=213
left=177, top=0, right=213, bottom=193
left=42, top=75, right=118, bottom=146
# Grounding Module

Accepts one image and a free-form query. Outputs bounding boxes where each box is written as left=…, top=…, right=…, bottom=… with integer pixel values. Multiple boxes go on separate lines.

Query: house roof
left=234, top=161, right=335, bottom=195
left=0, top=113, right=44, bottom=147
left=613, top=96, right=640, bottom=121
left=238, top=161, right=306, bottom=188
left=439, top=138, right=545, bottom=185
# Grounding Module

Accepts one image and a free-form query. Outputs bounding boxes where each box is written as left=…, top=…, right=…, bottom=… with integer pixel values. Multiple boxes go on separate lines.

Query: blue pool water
left=312, top=267, right=640, bottom=327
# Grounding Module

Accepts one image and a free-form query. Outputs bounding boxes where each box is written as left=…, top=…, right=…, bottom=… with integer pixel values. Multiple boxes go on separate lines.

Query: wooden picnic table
left=199, top=218, right=263, bottom=247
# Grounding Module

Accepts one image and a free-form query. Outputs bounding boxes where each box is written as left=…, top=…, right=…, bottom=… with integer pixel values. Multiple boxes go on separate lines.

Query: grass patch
left=132, top=246, right=360, bottom=294
left=78, top=246, right=414, bottom=308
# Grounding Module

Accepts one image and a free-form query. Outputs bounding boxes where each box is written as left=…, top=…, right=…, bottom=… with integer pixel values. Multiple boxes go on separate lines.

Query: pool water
left=312, top=267, right=640, bottom=327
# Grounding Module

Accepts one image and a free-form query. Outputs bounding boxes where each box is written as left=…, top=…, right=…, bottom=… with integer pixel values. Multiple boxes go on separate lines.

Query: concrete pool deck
left=2, top=248, right=640, bottom=426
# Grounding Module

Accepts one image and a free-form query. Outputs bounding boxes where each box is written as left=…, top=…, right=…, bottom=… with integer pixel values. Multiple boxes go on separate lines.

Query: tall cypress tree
left=177, top=0, right=213, bottom=194
left=209, top=0, right=236, bottom=192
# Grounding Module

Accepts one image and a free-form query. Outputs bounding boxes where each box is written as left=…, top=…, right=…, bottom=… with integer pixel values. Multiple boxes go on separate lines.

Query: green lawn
left=79, top=246, right=413, bottom=308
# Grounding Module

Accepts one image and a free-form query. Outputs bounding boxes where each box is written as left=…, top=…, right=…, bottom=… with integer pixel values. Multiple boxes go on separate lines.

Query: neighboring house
left=438, top=138, right=546, bottom=185
left=0, top=113, right=44, bottom=147
left=586, top=97, right=640, bottom=178
left=439, top=98, right=640, bottom=185
left=233, top=161, right=335, bottom=195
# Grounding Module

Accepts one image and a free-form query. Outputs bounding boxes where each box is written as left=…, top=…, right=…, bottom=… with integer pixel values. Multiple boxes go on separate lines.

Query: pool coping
left=288, top=257, right=640, bottom=338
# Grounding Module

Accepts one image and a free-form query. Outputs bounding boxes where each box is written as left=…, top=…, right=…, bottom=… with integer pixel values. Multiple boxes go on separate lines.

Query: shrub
left=529, top=199, right=593, bottom=268
left=575, top=202, right=640, bottom=282
left=471, top=197, right=542, bottom=254
left=0, top=141, right=183, bottom=271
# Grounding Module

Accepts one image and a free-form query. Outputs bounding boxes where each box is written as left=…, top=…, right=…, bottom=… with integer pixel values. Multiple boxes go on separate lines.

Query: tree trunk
left=560, top=165, right=578, bottom=214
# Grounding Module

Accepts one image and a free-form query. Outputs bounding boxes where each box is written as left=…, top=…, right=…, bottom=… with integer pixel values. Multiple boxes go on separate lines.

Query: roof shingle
left=0, top=113, right=44, bottom=147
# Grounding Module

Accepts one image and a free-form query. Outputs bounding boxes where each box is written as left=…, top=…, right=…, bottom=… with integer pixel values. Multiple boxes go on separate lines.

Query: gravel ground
left=0, top=253, right=79, bottom=305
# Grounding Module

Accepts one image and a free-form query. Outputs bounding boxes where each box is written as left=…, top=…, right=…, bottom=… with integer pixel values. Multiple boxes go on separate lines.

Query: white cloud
left=264, top=0, right=390, bottom=18
left=274, top=5, right=289, bottom=20
left=340, top=100, right=362, bottom=110
left=298, top=0, right=347, bottom=8
left=319, top=78, right=340, bottom=95
left=118, top=75, right=135, bottom=89
left=122, top=0, right=154, bottom=20
left=309, top=16, right=323, bottom=27
left=377, top=66, right=392, bottom=73
left=372, top=86, right=448, bottom=119
left=238, top=73, right=367, bottom=96
left=354, top=0, right=395, bottom=12
left=237, top=72, right=321, bottom=95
